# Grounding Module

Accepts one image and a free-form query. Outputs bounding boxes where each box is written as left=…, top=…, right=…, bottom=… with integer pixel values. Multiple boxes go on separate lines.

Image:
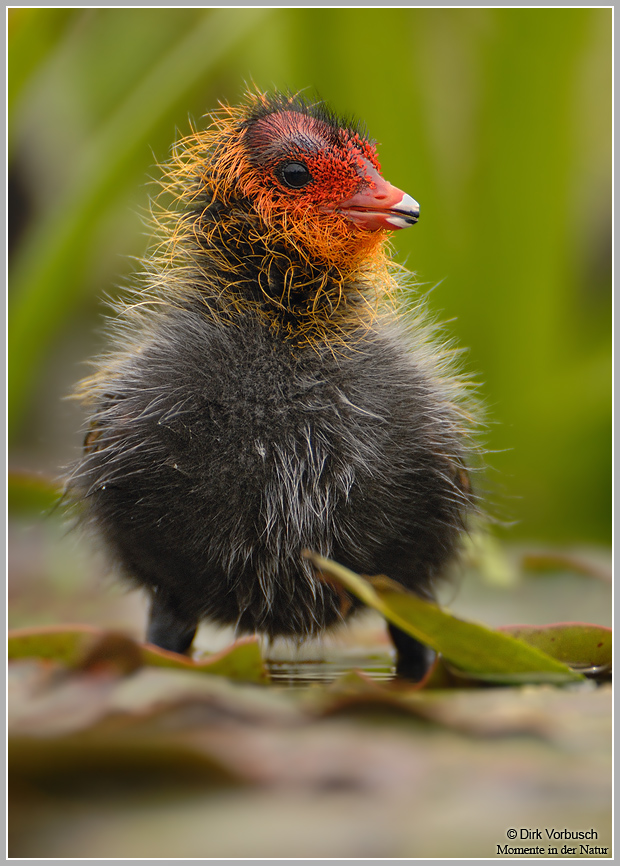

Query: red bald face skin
left=242, top=111, right=419, bottom=234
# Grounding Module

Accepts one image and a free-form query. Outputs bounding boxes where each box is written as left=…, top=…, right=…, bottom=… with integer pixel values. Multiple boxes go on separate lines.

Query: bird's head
left=238, top=96, right=419, bottom=236
left=169, top=90, right=419, bottom=275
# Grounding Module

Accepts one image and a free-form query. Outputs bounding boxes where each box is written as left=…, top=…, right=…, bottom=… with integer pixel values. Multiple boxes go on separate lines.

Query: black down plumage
left=67, top=90, right=478, bottom=677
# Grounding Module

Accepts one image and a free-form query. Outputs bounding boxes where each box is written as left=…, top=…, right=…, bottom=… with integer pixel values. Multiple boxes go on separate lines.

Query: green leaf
left=8, top=625, right=268, bottom=683
left=8, top=625, right=97, bottom=666
left=142, top=638, right=269, bottom=683
left=305, top=553, right=583, bottom=684
left=499, top=623, right=611, bottom=670
left=521, top=551, right=612, bottom=582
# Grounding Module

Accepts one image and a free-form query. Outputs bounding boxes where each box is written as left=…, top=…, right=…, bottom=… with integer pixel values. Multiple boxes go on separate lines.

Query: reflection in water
left=267, top=651, right=395, bottom=688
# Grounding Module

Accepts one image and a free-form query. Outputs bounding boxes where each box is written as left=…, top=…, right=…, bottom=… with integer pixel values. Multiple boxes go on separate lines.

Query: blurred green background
left=9, top=7, right=611, bottom=546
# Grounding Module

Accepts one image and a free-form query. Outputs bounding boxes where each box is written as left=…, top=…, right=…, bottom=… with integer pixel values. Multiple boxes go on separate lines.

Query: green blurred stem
left=9, top=8, right=271, bottom=441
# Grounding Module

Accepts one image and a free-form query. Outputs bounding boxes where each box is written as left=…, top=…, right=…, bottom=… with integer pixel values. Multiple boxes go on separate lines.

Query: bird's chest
left=168, top=343, right=387, bottom=509
left=207, top=368, right=376, bottom=472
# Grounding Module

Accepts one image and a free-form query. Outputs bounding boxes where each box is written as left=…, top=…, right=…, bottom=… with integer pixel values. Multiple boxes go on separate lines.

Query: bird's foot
left=146, top=592, right=198, bottom=655
left=388, top=623, right=435, bottom=682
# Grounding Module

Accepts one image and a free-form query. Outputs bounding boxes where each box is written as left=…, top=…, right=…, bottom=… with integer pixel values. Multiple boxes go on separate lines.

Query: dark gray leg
left=147, top=592, right=198, bottom=654
left=388, top=623, right=436, bottom=681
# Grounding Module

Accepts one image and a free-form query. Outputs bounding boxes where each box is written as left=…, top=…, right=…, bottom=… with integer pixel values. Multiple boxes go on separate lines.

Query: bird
left=67, top=88, right=478, bottom=680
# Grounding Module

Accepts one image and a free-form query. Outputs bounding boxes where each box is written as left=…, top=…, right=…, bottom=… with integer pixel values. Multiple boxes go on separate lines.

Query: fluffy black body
left=74, top=307, right=468, bottom=627
left=68, top=92, right=475, bottom=676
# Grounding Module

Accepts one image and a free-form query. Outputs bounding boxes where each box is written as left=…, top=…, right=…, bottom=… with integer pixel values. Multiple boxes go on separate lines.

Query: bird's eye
left=277, top=161, right=313, bottom=189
